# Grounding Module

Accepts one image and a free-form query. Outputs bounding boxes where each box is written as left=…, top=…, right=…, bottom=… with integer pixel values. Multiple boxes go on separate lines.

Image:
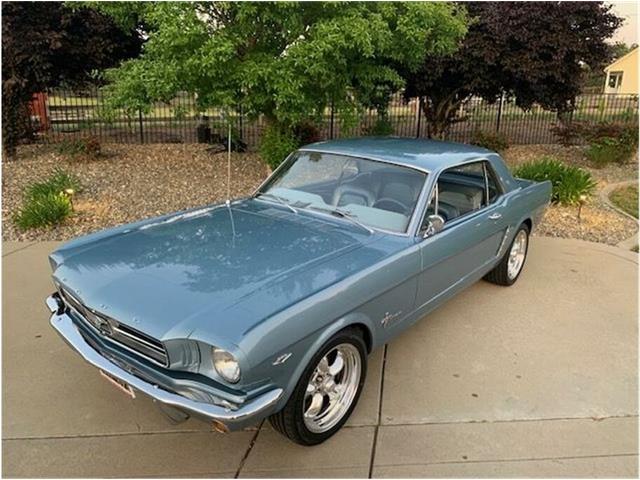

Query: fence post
left=416, top=97, right=423, bottom=138
left=329, top=100, right=335, bottom=140
left=496, top=91, right=504, bottom=133
left=138, top=109, right=144, bottom=144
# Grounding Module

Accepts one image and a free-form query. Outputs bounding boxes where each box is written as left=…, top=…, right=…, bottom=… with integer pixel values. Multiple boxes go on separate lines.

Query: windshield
left=257, top=151, right=427, bottom=233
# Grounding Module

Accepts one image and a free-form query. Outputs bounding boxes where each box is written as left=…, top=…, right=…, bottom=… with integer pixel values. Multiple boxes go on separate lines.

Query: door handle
left=489, top=213, right=502, bottom=220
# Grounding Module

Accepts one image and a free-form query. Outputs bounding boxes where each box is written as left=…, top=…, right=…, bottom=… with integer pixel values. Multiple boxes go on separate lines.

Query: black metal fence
left=29, top=88, right=639, bottom=148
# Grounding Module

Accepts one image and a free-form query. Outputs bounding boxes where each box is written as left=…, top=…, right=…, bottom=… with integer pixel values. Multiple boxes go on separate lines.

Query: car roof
left=301, top=137, right=494, bottom=173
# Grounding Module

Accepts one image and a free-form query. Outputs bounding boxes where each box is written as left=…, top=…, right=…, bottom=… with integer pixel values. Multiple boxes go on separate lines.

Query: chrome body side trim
left=47, top=295, right=283, bottom=430
left=496, top=226, right=512, bottom=257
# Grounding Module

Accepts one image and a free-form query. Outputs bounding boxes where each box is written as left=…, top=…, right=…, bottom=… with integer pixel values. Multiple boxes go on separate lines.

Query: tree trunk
left=2, top=81, right=33, bottom=160
left=422, top=94, right=464, bottom=140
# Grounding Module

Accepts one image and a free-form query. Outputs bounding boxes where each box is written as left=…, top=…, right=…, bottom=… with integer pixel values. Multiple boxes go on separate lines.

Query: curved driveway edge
left=599, top=180, right=639, bottom=250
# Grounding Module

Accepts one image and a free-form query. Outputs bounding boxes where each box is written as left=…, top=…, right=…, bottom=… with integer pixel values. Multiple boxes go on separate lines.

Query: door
left=414, top=160, right=508, bottom=314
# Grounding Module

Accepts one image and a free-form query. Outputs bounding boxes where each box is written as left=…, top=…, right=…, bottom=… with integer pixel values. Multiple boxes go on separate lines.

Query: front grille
left=58, top=287, right=169, bottom=367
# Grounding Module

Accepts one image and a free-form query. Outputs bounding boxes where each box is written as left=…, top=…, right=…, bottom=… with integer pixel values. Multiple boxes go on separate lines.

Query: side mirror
left=423, top=214, right=445, bottom=238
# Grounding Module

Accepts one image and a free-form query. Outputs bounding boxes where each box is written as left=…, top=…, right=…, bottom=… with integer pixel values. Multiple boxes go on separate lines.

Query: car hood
left=51, top=199, right=399, bottom=343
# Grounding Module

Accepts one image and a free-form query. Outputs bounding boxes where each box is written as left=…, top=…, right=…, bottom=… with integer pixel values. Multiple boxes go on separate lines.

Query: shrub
left=55, top=136, right=101, bottom=159
left=513, top=156, right=596, bottom=206
left=550, top=122, right=584, bottom=147
left=210, top=121, right=247, bottom=152
left=293, top=121, right=322, bottom=145
left=363, top=116, right=394, bottom=136
left=585, top=126, right=638, bottom=168
left=14, top=192, right=73, bottom=230
left=552, top=121, right=639, bottom=163
left=470, top=130, right=509, bottom=152
left=24, top=168, right=82, bottom=201
left=259, top=124, right=300, bottom=169
left=581, top=122, right=636, bottom=143
left=14, top=169, right=81, bottom=230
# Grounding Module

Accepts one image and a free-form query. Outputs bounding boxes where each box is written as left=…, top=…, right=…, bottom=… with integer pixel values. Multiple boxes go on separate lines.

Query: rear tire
left=269, top=327, right=367, bottom=445
left=484, top=223, right=530, bottom=286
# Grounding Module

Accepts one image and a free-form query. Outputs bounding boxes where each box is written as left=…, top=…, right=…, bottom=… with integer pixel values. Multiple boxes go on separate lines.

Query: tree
left=89, top=2, right=468, bottom=135
left=1, top=2, right=142, bottom=158
left=610, top=41, right=638, bottom=60
left=584, top=42, right=639, bottom=93
left=402, top=1, right=623, bottom=138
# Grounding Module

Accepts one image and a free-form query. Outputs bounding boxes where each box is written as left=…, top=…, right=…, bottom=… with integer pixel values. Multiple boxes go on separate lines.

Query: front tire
left=485, top=223, right=530, bottom=286
left=269, top=328, right=367, bottom=445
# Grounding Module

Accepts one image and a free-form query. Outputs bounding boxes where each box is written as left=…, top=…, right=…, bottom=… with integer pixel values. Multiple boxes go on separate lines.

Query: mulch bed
left=2, top=144, right=269, bottom=242
left=502, top=145, right=638, bottom=246
left=2, top=143, right=638, bottom=245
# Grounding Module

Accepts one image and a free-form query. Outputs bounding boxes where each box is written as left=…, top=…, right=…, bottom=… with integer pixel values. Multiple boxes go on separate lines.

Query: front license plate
left=100, top=370, right=136, bottom=399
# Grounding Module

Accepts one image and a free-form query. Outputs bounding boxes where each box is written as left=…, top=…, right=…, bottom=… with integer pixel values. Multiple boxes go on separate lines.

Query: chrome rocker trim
left=47, top=295, right=283, bottom=430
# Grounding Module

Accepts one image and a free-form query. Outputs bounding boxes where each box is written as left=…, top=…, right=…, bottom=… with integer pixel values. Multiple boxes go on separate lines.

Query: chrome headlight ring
left=211, top=347, right=241, bottom=384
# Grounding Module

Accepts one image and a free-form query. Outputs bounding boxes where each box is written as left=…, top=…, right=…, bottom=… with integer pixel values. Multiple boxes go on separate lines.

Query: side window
left=435, top=162, right=486, bottom=220
left=421, top=160, right=502, bottom=230
left=608, top=71, right=623, bottom=89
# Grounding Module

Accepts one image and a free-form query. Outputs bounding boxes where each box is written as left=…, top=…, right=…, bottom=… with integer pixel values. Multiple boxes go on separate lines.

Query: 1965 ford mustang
left=46, top=138, right=551, bottom=445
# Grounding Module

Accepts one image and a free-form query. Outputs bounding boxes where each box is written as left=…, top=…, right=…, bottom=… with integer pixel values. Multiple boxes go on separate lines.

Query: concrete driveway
left=2, top=237, right=638, bottom=478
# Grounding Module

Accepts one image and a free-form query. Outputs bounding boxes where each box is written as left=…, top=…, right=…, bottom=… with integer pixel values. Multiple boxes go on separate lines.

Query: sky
left=609, top=1, right=638, bottom=46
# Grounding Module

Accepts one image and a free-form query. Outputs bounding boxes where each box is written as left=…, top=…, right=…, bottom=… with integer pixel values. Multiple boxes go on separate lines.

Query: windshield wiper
left=307, top=205, right=374, bottom=234
left=254, top=192, right=298, bottom=214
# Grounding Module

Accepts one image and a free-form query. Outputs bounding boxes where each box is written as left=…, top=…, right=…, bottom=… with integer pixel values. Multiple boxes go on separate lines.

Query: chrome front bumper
left=47, top=295, right=283, bottom=431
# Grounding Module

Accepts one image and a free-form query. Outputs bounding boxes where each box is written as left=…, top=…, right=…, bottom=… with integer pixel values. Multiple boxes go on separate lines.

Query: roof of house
left=604, top=46, right=638, bottom=72
left=302, top=137, right=494, bottom=172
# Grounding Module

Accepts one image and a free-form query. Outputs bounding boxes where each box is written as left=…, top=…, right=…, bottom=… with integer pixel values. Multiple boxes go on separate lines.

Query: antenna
left=227, top=118, right=232, bottom=202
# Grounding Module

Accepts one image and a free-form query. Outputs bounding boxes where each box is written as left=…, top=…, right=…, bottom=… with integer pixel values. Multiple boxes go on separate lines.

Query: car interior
left=263, top=154, right=501, bottom=233
left=268, top=163, right=426, bottom=232
left=425, top=161, right=501, bottom=224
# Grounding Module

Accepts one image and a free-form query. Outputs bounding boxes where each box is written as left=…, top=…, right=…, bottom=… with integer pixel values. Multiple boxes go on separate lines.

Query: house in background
left=603, top=47, right=638, bottom=95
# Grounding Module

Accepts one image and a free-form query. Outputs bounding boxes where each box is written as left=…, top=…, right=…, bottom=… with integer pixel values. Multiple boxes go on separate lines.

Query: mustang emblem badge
left=96, top=317, right=113, bottom=336
left=381, top=311, right=402, bottom=328
left=272, top=353, right=292, bottom=366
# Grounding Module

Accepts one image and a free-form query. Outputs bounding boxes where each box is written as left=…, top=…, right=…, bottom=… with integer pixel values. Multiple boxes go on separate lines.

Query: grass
left=609, top=184, right=639, bottom=219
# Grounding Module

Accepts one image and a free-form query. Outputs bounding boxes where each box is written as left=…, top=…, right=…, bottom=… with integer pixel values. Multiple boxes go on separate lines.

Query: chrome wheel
left=507, top=230, right=528, bottom=280
left=303, top=343, right=362, bottom=433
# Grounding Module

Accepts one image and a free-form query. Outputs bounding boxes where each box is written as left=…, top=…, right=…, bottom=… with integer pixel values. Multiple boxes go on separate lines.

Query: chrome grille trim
left=112, top=324, right=166, bottom=355
left=57, top=287, right=169, bottom=367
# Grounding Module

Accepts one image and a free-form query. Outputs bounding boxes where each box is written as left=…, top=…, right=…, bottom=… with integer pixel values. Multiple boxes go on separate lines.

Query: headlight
left=212, top=348, right=240, bottom=383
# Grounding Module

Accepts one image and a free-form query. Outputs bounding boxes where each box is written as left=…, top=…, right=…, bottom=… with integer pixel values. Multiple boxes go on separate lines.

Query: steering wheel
left=372, top=197, right=409, bottom=215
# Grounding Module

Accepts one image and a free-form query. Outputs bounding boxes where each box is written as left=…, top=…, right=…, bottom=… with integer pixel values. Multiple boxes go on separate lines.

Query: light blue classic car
left=47, top=138, right=551, bottom=445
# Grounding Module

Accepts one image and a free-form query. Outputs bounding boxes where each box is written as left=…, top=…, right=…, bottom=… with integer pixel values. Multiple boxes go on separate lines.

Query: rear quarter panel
left=487, top=153, right=552, bottom=232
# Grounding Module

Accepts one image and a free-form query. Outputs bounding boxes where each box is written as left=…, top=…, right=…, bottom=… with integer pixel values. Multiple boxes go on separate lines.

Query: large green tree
left=89, top=2, right=468, bottom=130
left=1, top=1, right=142, bottom=158
left=402, top=1, right=622, bottom=138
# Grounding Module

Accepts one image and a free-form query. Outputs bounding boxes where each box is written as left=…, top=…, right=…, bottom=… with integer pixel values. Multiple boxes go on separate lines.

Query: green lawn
left=609, top=184, right=639, bottom=219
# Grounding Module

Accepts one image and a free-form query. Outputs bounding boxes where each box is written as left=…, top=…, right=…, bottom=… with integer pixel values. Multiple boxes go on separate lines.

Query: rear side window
left=422, top=160, right=503, bottom=226
left=437, top=162, right=487, bottom=218
left=485, top=163, right=501, bottom=204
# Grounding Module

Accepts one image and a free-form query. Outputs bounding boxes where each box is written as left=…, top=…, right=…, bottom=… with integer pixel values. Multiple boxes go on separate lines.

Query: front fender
left=272, top=312, right=377, bottom=412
